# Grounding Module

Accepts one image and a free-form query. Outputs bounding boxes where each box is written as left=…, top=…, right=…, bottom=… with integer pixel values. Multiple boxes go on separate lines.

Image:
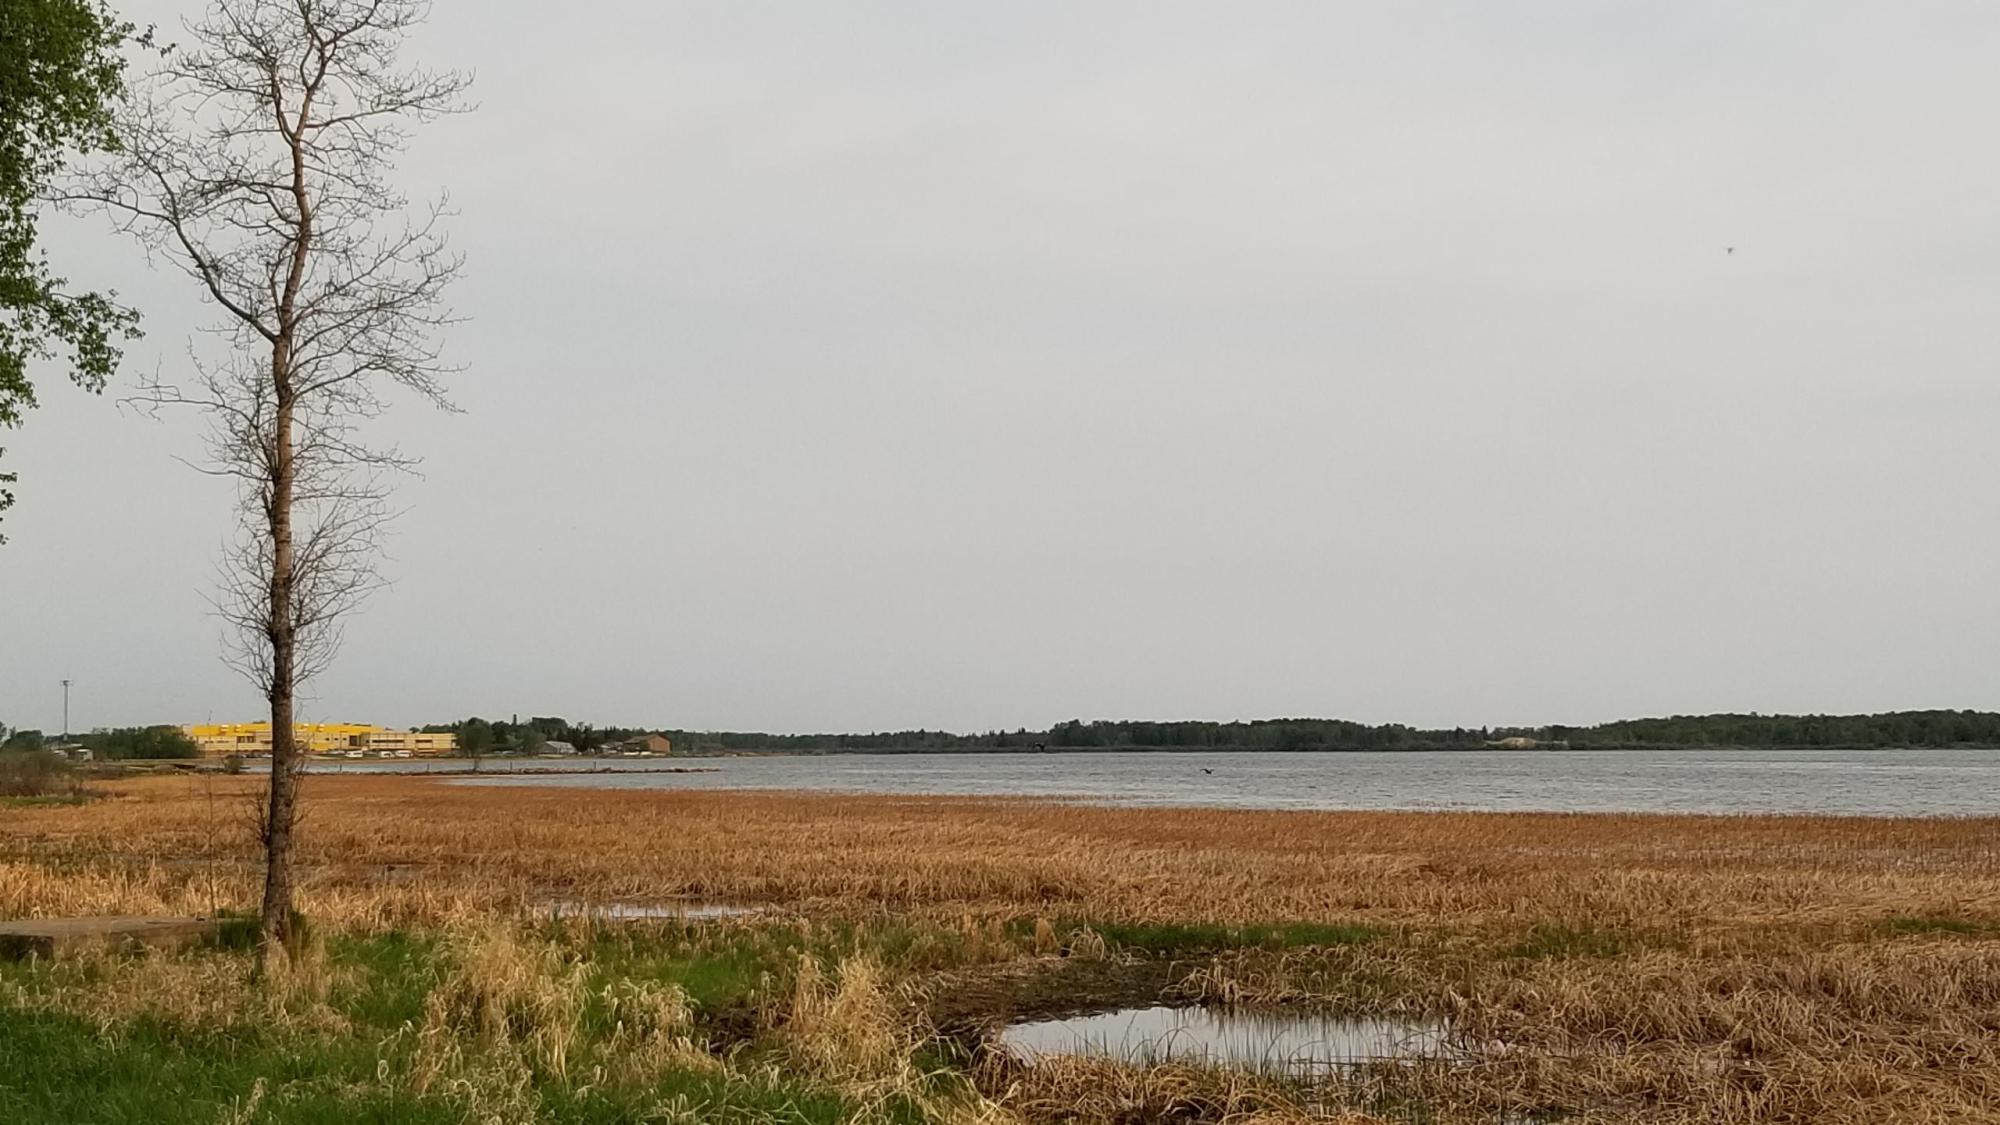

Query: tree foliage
left=421, top=710, right=2000, bottom=753
left=0, top=727, right=47, bottom=751
left=0, top=0, right=141, bottom=536
left=79, top=723, right=199, bottom=759
left=423, top=715, right=658, bottom=754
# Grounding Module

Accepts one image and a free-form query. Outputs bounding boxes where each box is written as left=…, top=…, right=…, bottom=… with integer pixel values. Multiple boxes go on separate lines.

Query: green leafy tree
left=456, top=717, right=494, bottom=755
left=422, top=716, right=494, bottom=768
left=79, top=724, right=199, bottom=759
left=485, top=718, right=517, bottom=751
left=1, top=728, right=47, bottom=751
left=0, top=0, right=141, bottom=538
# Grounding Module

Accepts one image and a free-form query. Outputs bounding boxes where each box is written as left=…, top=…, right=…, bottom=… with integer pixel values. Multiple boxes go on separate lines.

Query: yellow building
left=362, top=729, right=458, bottom=755
left=185, top=722, right=456, bottom=757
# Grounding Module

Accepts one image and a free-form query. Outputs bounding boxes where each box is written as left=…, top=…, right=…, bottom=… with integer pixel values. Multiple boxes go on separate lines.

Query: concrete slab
left=0, top=916, right=219, bottom=959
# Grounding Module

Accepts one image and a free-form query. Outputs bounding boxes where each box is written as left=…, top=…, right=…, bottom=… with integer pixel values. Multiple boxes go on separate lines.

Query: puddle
left=536, top=899, right=763, bottom=921
left=999, top=1005, right=1457, bottom=1075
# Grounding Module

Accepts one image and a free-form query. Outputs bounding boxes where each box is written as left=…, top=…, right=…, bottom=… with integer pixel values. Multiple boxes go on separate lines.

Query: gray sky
left=4, top=1, right=1999, bottom=735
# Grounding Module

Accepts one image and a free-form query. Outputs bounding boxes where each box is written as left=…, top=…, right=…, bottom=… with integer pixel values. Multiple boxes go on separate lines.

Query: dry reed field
left=8, top=773, right=2000, bottom=925
left=3, top=773, right=2000, bottom=1124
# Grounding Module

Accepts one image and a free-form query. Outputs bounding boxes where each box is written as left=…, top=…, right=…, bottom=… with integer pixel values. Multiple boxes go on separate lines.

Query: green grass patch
left=0, top=927, right=922, bottom=1125
left=329, top=931, right=439, bottom=1027
left=208, top=913, right=262, bottom=951
left=0, top=1001, right=892, bottom=1125
left=0, top=1007, right=450, bottom=1125
left=576, top=922, right=811, bottom=1013
left=203, top=909, right=316, bottom=953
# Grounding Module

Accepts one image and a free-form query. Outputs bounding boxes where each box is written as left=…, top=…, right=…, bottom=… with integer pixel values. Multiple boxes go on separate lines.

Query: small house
left=615, top=733, right=673, bottom=756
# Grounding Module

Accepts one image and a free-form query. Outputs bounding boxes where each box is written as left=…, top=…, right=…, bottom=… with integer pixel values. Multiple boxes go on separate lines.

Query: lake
left=317, top=748, right=2000, bottom=816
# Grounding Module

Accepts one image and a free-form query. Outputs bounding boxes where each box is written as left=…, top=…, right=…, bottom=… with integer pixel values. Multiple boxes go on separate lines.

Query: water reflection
left=1000, top=1005, right=1455, bottom=1074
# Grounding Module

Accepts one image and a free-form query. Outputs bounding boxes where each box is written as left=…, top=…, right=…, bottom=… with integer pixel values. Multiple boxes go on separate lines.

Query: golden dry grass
left=4, top=773, right=1999, bottom=930
left=6, top=773, right=2000, bottom=1123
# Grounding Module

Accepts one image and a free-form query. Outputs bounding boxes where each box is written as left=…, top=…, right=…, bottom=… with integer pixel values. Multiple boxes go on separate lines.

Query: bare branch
left=67, top=0, right=467, bottom=961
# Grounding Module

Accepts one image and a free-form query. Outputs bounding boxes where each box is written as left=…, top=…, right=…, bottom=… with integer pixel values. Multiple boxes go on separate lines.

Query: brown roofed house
left=616, top=733, right=673, bottom=755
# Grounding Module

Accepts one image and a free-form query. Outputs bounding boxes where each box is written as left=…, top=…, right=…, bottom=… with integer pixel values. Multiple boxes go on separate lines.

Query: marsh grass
left=0, top=793, right=96, bottom=808
left=0, top=922, right=965, bottom=1125
left=974, top=1050, right=1374, bottom=1125
left=1504, top=922, right=1636, bottom=960
left=414, top=926, right=589, bottom=1085
left=1084, top=920, right=1385, bottom=956
left=1881, top=914, right=1991, bottom=937
left=5, top=776, right=2000, bottom=1122
left=14, top=774, right=2000, bottom=935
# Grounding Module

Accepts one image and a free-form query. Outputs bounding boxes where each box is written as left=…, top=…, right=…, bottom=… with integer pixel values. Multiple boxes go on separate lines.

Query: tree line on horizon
left=0, top=723, right=199, bottom=759
left=417, top=709, right=2000, bottom=754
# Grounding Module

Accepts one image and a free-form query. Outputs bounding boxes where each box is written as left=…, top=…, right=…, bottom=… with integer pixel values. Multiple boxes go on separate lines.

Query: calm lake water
left=321, top=748, right=2000, bottom=816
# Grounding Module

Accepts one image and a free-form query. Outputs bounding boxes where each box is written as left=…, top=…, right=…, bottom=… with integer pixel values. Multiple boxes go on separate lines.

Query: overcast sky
left=4, top=1, right=1998, bottom=735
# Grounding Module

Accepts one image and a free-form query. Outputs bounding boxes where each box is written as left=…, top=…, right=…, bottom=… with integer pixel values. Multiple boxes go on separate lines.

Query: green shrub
left=0, top=750, right=83, bottom=799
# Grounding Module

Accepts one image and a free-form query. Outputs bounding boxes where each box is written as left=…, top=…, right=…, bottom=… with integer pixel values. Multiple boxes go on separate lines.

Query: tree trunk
left=259, top=379, right=298, bottom=967
left=78, top=0, right=466, bottom=977
left=260, top=85, right=313, bottom=968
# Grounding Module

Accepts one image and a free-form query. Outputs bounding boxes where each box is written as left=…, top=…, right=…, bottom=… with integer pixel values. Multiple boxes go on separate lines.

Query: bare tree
left=70, top=0, right=468, bottom=966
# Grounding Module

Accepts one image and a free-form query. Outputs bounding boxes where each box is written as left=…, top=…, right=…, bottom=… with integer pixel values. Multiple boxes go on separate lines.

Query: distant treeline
left=81, top=726, right=202, bottom=759
left=0, top=725, right=200, bottom=759
left=1581, top=711, right=2000, bottom=750
left=419, top=710, right=2000, bottom=754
